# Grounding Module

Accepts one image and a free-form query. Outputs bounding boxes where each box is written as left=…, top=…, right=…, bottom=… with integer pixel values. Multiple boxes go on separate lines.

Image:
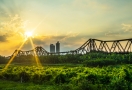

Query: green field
left=1, top=53, right=132, bottom=89
left=0, top=64, right=132, bottom=90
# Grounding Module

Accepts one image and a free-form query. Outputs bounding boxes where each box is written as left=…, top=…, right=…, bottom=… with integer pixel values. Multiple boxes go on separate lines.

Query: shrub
left=83, top=59, right=116, bottom=67
left=54, top=73, right=67, bottom=84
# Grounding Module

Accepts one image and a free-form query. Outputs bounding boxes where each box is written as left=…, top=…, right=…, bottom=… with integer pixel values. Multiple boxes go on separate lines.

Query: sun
left=24, top=31, right=33, bottom=38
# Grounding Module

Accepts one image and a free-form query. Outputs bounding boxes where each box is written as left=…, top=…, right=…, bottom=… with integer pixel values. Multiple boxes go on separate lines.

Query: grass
left=1, top=64, right=132, bottom=90
left=0, top=80, right=105, bottom=90
left=0, top=80, right=58, bottom=90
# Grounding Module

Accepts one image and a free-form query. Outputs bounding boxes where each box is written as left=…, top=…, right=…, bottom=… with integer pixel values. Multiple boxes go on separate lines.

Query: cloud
left=60, top=31, right=79, bottom=41
left=0, top=14, right=27, bottom=42
left=122, top=23, right=132, bottom=32
left=33, top=32, right=79, bottom=45
left=105, top=31, right=121, bottom=37
left=0, top=35, right=7, bottom=42
left=33, top=38, right=45, bottom=45
left=20, top=32, right=82, bottom=52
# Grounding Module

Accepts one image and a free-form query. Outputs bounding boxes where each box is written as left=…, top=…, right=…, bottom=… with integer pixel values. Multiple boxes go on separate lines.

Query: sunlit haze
left=0, top=0, right=132, bottom=56
left=25, top=31, right=33, bottom=38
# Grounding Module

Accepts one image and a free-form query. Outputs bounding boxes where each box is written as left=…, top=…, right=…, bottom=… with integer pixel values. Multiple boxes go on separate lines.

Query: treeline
left=13, top=54, right=81, bottom=64
left=14, top=52, right=132, bottom=66
left=83, top=52, right=132, bottom=67
left=0, top=55, right=8, bottom=64
left=0, top=52, right=132, bottom=66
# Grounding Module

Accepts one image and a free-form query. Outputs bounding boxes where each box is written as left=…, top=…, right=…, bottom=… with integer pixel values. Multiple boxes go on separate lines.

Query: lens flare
left=2, top=19, right=45, bottom=72
left=29, top=38, right=42, bottom=67
left=2, top=41, right=26, bottom=72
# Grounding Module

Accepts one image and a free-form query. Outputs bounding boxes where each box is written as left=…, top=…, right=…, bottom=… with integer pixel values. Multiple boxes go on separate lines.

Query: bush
left=54, top=73, right=67, bottom=84
left=19, top=71, right=30, bottom=82
left=83, top=59, right=116, bottom=67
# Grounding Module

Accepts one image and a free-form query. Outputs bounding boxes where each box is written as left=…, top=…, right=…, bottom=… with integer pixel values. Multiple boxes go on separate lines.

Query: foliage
left=0, top=52, right=132, bottom=89
left=1, top=65, right=132, bottom=90
left=1, top=52, right=132, bottom=67
left=83, top=59, right=116, bottom=67
left=0, top=55, right=8, bottom=64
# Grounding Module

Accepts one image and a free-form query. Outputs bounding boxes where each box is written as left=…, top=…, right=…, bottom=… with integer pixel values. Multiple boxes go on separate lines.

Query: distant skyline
left=50, top=41, right=60, bottom=53
left=0, top=0, right=132, bottom=56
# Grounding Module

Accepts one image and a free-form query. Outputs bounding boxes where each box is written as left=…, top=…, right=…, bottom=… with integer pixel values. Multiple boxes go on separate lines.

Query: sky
left=0, top=0, right=132, bottom=56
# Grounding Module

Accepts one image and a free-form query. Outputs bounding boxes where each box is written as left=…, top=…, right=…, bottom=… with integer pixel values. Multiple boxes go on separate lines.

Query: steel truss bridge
left=11, top=38, right=132, bottom=57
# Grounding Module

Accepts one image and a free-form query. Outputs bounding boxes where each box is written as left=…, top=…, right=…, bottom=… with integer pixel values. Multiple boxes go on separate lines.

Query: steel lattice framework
left=11, top=38, right=132, bottom=57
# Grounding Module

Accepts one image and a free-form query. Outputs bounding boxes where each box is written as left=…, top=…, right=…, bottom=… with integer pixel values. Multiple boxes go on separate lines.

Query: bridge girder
left=11, top=38, right=132, bottom=57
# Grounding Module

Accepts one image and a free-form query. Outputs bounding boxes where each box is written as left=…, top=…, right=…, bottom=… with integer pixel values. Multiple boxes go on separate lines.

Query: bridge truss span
left=11, top=38, right=132, bottom=57
left=74, top=38, right=132, bottom=54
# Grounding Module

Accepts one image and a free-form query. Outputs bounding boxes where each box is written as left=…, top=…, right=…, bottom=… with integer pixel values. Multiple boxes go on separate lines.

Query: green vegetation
left=0, top=65, right=132, bottom=90
left=0, top=55, right=7, bottom=64
left=0, top=52, right=132, bottom=90
left=38, top=52, right=132, bottom=66
left=1, top=52, right=132, bottom=66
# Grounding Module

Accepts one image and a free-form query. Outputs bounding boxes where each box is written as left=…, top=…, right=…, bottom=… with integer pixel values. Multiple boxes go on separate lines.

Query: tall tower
left=50, top=44, right=55, bottom=53
left=56, top=41, right=60, bottom=53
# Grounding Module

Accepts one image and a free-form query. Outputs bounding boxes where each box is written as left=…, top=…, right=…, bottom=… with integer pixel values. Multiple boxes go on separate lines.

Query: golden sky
left=0, top=0, right=132, bottom=56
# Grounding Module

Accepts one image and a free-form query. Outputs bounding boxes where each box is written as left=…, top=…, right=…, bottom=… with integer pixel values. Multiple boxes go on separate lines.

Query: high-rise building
left=50, top=44, right=55, bottom=53
left=56, top=41, right=60, bottom=53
